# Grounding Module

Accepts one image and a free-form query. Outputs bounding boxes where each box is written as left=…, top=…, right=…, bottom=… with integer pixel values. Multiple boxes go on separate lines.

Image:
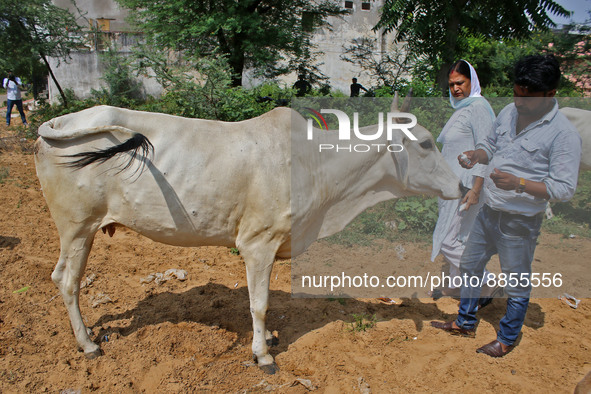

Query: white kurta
left=431, top=99, right=495, bottom=264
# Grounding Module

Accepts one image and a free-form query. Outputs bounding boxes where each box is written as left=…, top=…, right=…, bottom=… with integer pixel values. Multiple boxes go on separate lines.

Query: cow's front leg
left=240, top=241, right=279, bottom=374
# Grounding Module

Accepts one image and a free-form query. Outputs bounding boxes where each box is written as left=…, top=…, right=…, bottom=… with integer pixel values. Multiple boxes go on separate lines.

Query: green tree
left=116, top=0, right=345, bottom=86
left=544, top=17, right=591, bottom=95
left=91, top=45, right=144, bottom=107
left=460, top=34, right=544, bottom=91
left=0, top=0, right=82, bottom=106
left=375, top=0, right=570, bottom=92
left=341, top=37, right=417, bottom=90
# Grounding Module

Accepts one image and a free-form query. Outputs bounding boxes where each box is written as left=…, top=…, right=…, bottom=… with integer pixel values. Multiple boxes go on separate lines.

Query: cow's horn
left=400, top=88, right=413, bottom=112
left=390, top=91, right=400, bottom=112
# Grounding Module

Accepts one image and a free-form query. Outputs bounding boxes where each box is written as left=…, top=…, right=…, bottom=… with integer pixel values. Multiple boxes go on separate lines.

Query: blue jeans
left=455, top=204, right=542, bottom=346
left=6, top=99, right=27, bottom=125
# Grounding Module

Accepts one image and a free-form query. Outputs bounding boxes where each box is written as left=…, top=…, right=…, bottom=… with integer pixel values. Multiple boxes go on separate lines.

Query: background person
left=350, top=77, right=368, bottom=97
left=431, top=55, right=582, bottom=358
left=430, top=60, right=497, bottom=302
left=3, top=71, right=28, bottom=127
left=293, top=74, right=311, bottom=97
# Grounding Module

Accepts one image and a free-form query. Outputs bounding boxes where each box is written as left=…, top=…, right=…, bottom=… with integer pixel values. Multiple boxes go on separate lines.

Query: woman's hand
left=459, top=176, right=483, bottom=211
left=460, top=189, right=480, bottom=211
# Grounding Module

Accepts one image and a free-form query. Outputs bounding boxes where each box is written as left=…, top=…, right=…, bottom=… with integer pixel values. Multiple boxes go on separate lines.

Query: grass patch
left=543, top=170, right=591, bottom=238
left=324, top=195, right=438, bottom=247
left=325, top=170, right=591, bottom=250
left=542, top=171, right=591, bottom=238
left=0, top=167, right=9, bottom=184
left=347, top=313, right=377, bottom=332
left=328, top=297, right=347, bottom=305
left=229, top=247, right=240, bottom=255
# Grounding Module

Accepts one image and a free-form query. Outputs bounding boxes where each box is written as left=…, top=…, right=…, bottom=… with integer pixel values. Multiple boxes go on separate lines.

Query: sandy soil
left=0, top=115, right=590, bottom=393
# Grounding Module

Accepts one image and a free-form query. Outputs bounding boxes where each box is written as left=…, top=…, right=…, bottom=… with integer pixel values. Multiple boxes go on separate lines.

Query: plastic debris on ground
left=80, top=273, right=96, bottom=289
left=377, top=297, right=399, bottom=305
left=395, top=244, right=406, bottom=260
left=140, top=269, right=188, bottom=285
left=90, top=293, right=114, bottom=308
left=559, top=293, right=581, bottom=309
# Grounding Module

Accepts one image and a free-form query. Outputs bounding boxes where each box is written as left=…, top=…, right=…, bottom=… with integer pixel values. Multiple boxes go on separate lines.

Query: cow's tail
left=39, top=120, right=139, bottom=140
left=62, top=133, right=154, bottom=173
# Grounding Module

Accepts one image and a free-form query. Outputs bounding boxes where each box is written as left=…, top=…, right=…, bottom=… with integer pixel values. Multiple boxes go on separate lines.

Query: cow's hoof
left=84, top=348, right=102, bottom=359
left=259, top=362, right=279, bottom=375
left=266, top=336, right=279, bottom=347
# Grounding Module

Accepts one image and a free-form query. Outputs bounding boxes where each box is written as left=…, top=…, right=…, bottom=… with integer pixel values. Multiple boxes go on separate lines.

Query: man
left=293, top=74, right=311, bottom=97
left=3, top=71, right=28, bottom=127
left=350, top=77, right=368, bottom=97
left=431, top=55, right=581, bottom=357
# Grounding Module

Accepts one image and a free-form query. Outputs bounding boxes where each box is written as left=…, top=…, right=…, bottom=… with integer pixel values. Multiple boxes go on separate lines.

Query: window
left=344, top=1, right=353, bottom=9
left=361, top=2, right=371, bottom=10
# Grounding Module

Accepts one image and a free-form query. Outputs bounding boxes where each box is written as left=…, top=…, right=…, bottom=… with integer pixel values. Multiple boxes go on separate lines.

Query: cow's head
left=389, top=92, right=462, bottom=200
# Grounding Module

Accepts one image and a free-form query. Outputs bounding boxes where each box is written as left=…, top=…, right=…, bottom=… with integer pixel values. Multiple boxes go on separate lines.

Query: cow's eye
left=419, top=140, right=433, bottom=150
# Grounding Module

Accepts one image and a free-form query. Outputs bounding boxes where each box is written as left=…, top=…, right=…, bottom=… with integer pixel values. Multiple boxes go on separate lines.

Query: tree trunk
left=217, top=28, right=244, bottom=87
left=436, top=3, right=463, bottom=94
left=436, top=64, right=452, bottom=95
left=40, top=52, right=68, bottom=107
left=230, top=35, right=245, bottom=87
left=229, top=55, right=244, bottom=87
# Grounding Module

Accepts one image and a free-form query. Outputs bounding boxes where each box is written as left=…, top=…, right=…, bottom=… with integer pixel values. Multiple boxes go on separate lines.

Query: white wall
left=48, top=0, right=391, bottom=100
left=310, top=0, right=386, bottom=94
left=52, top=0, right=132, bottom=31
left=47, top=51, right=163, bottom=103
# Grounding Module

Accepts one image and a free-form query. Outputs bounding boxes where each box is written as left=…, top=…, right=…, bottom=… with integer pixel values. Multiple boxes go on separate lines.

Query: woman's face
left=448, top=70, right=472, bottom=99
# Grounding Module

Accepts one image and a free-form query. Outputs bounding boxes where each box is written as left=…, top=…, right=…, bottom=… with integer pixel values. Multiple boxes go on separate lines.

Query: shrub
left=394, top=196, right=439, bottom=234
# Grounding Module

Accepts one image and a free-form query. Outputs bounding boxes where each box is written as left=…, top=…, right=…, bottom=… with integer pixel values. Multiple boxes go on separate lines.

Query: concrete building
left=48, top=0, right=162, bottom=102
left=305, top=0, right=389, bottom=94
left=48, top=0, right=393, bottom=101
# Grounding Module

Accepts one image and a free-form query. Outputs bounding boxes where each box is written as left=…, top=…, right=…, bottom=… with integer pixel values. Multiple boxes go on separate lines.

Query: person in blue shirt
left=431, top=55, right=582, bottom=358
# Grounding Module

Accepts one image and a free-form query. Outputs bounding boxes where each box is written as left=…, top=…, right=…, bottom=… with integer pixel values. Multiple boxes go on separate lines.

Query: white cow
left=34, top=104, right=461, bottom=373
left=543, top=107, right=590, bottom=219
left=560, top=107, right=591, bottom=171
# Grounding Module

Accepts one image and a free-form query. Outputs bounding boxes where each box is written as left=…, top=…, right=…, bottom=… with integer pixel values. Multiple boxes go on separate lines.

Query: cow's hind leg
left=239, top=239, right=281, bottom=375
left=52, top=232, right=100, bottom=358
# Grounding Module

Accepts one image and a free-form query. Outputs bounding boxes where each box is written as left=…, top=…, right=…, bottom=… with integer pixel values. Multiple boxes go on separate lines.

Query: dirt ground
left=0, top=114, right=590, bottom=393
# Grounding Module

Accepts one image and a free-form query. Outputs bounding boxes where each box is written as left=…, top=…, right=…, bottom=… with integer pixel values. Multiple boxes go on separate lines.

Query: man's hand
left=458, top=149, right=489, bottom=168
left=490, top=168, right=518, bottom=190
left=489, top=168, right=550, bottom=199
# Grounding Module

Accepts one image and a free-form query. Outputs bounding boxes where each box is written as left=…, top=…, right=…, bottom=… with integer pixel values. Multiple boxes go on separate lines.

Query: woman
left=430, top=60, right=496, bottom=300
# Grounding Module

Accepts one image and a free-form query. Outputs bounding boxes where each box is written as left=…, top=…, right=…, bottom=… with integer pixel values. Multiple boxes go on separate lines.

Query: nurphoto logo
left=304, top=108, right=418, bottom=153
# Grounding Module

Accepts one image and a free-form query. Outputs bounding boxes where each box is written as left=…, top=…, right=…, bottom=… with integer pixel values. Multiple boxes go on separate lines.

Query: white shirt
left=3, top=77, right=23, bottom=100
